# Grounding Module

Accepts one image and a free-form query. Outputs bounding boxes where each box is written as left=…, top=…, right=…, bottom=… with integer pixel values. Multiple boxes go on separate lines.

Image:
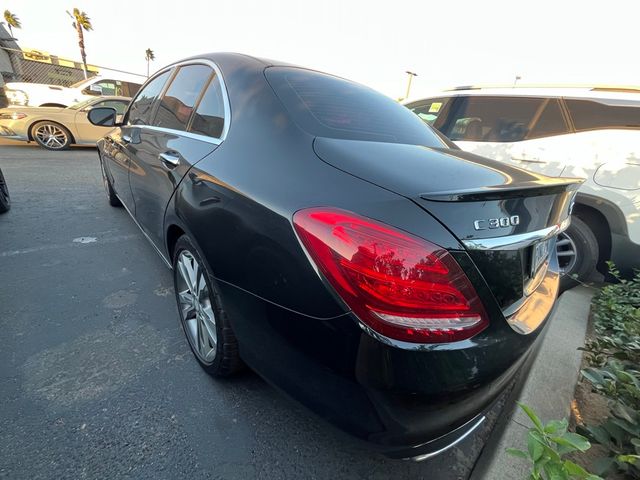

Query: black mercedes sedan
left=87, top=53, right=581, bottom=460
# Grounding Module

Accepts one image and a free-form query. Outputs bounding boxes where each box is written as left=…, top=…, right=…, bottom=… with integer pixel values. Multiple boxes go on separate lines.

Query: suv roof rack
left=445, top=84, right=640, bottom=92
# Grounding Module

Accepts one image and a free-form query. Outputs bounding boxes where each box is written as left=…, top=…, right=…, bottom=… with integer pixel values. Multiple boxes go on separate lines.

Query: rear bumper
left=218, top=272, right=554, bottom=457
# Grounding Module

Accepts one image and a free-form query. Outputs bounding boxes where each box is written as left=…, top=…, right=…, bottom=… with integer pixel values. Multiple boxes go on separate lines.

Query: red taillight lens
left=293, top=208, right=489, bottom=343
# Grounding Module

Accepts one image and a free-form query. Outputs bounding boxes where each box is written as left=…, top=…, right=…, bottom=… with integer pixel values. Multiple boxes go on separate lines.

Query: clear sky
left=3, top=0, right=639, bottom=99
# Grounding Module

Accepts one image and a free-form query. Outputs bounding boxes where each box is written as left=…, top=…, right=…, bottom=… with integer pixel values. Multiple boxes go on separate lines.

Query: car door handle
left=159, top=152, right=180, bottom=167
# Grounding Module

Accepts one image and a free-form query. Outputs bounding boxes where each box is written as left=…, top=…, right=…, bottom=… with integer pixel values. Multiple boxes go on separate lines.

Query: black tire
left=100, top=159, right=122, bottom=207
left=559, top=216, right=598, bottom=291
left=172, top=235, right=242, bottom=377
left=0, top=168, right=10, bottom=214
left=31, top=121, right=73, bottom=150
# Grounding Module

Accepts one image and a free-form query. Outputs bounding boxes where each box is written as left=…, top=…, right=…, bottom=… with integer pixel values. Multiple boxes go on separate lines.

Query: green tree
left=145, top=48, right=155, bottom=77
left=67, top=8, right=93, bottom=79
left=3, top=10, right=21, bottom=38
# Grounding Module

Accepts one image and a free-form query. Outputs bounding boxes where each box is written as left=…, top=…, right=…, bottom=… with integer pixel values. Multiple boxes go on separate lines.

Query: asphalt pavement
left=0, top=139, right=502, bottom=480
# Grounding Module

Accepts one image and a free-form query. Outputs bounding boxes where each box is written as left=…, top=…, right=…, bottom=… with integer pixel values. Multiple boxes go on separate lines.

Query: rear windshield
left=265, top=67, right=444, bottom=147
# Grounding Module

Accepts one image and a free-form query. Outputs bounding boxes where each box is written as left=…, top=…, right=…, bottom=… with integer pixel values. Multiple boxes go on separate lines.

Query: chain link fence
left=0, top=46, right=147, bottom=87
left=0, top=45, right=147, bottom=107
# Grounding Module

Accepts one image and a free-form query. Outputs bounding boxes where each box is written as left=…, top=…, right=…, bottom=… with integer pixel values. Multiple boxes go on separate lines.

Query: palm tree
left=145, top=48, right=155, bottom=77
left=66, top=8, right=93, bottom=79
left=3, top=10, right=21, bottom=38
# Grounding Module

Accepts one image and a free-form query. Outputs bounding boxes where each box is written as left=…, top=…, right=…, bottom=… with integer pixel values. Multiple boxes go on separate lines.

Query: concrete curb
left=471, top=285, right=594, bottom=479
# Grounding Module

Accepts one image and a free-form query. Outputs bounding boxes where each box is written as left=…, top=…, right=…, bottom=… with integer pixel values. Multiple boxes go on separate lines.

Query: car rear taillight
left=293, top=208, right=489, bottom=344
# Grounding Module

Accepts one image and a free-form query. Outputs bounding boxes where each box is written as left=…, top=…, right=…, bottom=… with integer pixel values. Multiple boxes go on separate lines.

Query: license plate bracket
left=530, top=239, right=551, bottom=277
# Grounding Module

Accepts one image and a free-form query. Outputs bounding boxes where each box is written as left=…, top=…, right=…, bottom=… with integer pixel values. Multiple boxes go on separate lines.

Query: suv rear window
left=265, top=67, right=444, bottom=147
left=566, top=99, right=640, bottom=131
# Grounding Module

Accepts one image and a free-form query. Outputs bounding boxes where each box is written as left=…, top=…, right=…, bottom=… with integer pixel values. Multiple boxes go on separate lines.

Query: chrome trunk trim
left=461, top=216, right=571, bottom=251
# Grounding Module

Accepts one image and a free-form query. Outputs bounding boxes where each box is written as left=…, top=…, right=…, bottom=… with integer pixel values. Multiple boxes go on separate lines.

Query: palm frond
left=71, top=7, right=93, bottom=31
left=3, top=10, right=21, bottom=29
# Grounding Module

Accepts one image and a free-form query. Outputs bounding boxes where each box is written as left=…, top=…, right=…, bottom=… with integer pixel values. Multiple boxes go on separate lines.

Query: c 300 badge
left=473, top=215, right=520, bottom=231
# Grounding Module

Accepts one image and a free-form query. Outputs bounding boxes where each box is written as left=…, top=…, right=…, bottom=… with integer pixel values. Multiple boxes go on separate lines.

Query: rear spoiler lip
left=419, top=178, right=584, bottom=202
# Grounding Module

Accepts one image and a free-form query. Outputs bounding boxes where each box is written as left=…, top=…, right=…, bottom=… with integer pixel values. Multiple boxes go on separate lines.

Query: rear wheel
left=173, top=235, right=242, bottom=377
left=558, top=216, right=598, bottom=290
left=31, top=121, right=72, bottom=150
left=0, top=169, right=10, bottom=213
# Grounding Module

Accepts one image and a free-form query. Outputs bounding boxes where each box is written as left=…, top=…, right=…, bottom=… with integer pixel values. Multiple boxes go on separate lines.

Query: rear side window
left=154, top=64, right=212, bottom=131
left=442, top=96, right=544, bottom=142
left=265, top=67, right=444, bottom=147
left=94, top=81, right=118, bottom=96
left=566, top=99, right=640, bottom=131
left=127, top=70, right=171, bottom=126
left=189, top=73, right=225, bottom=138
left=121, top=82, right=141, bottom=97
left=407, top=98, right=451, bottom=127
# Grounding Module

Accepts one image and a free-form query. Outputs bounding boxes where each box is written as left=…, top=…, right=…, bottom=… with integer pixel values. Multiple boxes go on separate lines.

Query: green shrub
left=507, top=403, right=600, bottom=479
left=578, top=263, right=640, bottom=478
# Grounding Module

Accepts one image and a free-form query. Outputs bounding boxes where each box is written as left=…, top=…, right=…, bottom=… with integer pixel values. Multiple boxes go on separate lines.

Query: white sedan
left=0, top=96, right=130, bottom=150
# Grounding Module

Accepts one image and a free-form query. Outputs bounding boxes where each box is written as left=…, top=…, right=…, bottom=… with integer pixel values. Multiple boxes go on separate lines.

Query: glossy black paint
left=96, top=53, right=578, bottom=457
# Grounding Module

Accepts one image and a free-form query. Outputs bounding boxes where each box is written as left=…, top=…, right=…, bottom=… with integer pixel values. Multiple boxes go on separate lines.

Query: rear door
left=127, top=62, right=224, bottom=249
left=439, top=95, right=569, bottom=176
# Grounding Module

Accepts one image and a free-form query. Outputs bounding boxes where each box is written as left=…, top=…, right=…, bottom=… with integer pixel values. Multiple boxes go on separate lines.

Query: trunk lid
left=313, top=137, right=582, bottom=312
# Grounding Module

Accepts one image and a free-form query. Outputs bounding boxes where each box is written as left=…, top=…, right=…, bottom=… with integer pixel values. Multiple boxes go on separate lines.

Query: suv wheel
left=558, top=216, right=598, bottom=290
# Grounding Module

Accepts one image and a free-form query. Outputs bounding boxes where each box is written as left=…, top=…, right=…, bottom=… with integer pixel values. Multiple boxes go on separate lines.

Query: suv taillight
left=293, top=208, right=489, bottom=343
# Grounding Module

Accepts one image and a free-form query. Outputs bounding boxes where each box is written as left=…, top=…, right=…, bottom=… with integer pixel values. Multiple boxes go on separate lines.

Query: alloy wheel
left=175, top=250, right=217, bottom=363
left=34, top=123, right=68, bottom=149
left=556, top=231, right=578, bottom=274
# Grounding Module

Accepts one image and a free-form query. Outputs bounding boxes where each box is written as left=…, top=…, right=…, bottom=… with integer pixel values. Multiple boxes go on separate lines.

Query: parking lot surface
left=0, top=139, right=503, bottom=479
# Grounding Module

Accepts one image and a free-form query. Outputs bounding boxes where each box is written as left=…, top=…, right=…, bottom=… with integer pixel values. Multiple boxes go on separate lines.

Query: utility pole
left=404, top=71, right=418, bottom=101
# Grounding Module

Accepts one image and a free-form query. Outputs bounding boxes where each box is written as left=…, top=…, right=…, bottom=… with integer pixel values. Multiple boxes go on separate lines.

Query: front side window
left=265, top=67, right=444, bottom=147
left=566, top=99, right=640, bottom=131
left=127, top=70, right=171, bottom=126
left=154, top=64, right=212, bottom=131
left=442, top=96, right=544, bottom=142
left=189, top=73, right=226, bottom=138
left=407, top=98, right=451, bottom=127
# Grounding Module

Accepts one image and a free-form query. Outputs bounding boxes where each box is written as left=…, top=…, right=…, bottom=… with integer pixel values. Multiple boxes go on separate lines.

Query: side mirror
left=88, top=107, right=118, bottom=127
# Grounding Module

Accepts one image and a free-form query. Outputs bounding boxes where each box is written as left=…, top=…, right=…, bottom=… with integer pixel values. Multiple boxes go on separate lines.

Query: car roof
left=407, top=84, right=640, bottom=104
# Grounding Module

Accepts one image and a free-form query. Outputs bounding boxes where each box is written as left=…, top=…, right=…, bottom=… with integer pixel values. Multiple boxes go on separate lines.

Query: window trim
left=124, top=58, right=231, bottom=144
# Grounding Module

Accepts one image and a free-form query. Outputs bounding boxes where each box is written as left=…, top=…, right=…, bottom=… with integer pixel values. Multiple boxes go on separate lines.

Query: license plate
left=531, top=239, right=551, bottom=276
